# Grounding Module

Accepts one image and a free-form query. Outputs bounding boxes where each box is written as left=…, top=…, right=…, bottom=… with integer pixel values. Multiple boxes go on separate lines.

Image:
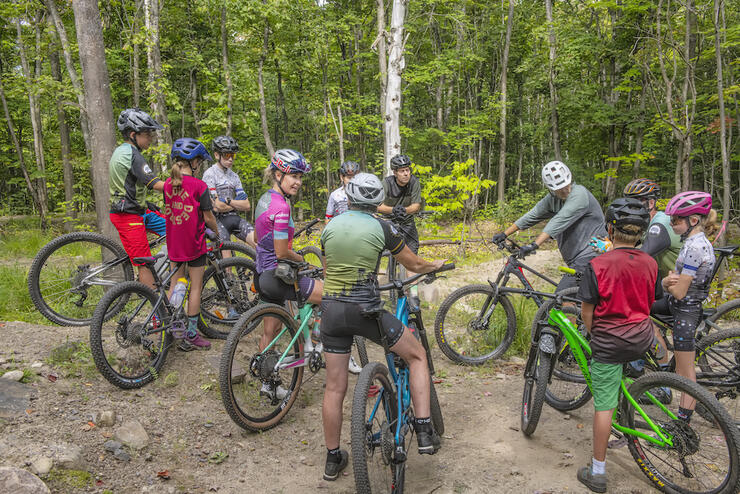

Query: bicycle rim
left=705, top=299, right=740, bottom=334
left=200, top=257, right=259, bottom=339
left=622, top=372, right=740, bottom=494
left=695, top=327, right=740, bottom=429
left=219, top=305, right=303, bottom=431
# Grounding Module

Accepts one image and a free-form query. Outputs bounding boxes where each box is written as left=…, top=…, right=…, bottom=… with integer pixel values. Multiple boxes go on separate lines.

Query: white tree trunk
left=144, top=0, right=171, bottom=149
left=383, top=0, right=408, bottom=176
left=714, top=0, right=729, bottom=235
left=497, top=0, right=515, bottom=204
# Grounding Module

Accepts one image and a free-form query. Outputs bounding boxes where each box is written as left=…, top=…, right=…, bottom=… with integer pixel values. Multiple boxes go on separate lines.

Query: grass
left=47, top=340, right=98, bottom=378
left=0, top=265, right=48, bottom=324
left=46, top=469, right=92, bottom=490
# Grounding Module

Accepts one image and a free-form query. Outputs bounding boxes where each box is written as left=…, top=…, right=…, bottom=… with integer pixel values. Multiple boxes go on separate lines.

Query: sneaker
left=323, top=449, right=348, bottom=481
left=260, top=382, right=289, bottom=400
left=577, top=465, right=607, bottom=493
left=638, top=386, right=672, bottom=405
left=416, top=427, right=441, bottom=455
left=227, top=307, right=240, bottom=319
left=348, top=356, right=362, bottom=375
left=179, top=331, right=211, bottom=351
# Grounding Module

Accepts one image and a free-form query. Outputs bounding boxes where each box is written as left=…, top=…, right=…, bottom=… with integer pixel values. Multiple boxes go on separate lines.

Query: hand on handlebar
left=392, top=204, right=408, bottom=221
left=491, top=232, right=507, bottom=245
left=589, top=236, right=613, bottom=254
left=518, top=242, right=539, bottom=259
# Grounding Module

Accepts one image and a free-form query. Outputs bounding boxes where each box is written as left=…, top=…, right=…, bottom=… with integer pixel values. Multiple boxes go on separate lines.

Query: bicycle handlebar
left=558, top=266, right=576, bottom=275
left=294, top=219, right=320, bottom=238
left=376, top=263, right=455, bottom=291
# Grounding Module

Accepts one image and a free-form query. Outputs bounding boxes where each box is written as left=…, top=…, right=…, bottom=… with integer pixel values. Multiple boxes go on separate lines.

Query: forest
left=0, top=0, right=738, bottom=232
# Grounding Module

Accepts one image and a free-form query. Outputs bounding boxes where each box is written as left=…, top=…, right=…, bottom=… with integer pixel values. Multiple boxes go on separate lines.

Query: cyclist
left=202, top=136, right=255, bottom=249
left=576, top=198, right=658, bottom=493
left=319, top=172, right=446, bottom=481
left=492, top=161, right=606, bottom=292
left=163, top=138, right=220, bottom=351
left=656, top=191, right=717, bottom=422
left=376, top=154, right=422, bottom=253
left=254, top=149, right=322, bottom=399
left=109, top=108, right=166, bottom=289
left=325, top=160, right=360, bottom=223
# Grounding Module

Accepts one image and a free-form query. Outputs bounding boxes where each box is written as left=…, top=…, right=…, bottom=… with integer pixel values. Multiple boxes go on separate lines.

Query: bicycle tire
left=29, top=231, right=134, bottom=326
left=704, top=298, right=740, bottom=334
left=434, top=284, right=517, bottom=365
left=354, top=336, right=369, bottom=367
left=694, top=327, right=740, bottom=426
left=429, top=378, right=445, bottom=436
left=351, top=361, right=399, bottom=494
left=220, top=241, right=256, bottom=260
left=199, top=257, right=259, bottom=339
left=521, top=349, right=552, bottom=437
left=219, top=303, right=303, bottom=431
left=621, top=372, right=740, bottom=494
left=89, top=281, right=171, bottom=389
left=298, top=245, right=325, bottom=270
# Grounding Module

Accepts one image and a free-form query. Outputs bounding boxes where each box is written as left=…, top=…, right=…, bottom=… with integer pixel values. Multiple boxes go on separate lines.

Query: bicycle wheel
left=219, top=304, right=303, bottom=431
left=29, top=232, right=134, bottom=326
left=531, top=290, right=592, bottom=411
left=621, top=372, right=740, bottom=494
left=429, top=378, right=445, bottom=436
left=220, top=241, right=256, bottom=260
left=695, top=327, right=740, bottom=427
left=434, top=284, right=516, bottom=365
left=352, top=361, right=400, bottom=494
left=199, top=257, right=259, bottom=339
left=89, top=281, right=171, bottom=389
left=704, top=298, right=740, bottom=334
left=298, top=245, right=325, bottom=270
left=521, top=349, right=552, bottom=436
left=354, top=336, right=369, bottom=367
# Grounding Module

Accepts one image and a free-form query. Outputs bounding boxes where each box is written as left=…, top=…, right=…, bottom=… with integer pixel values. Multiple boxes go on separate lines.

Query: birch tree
left=383, top=0, right=408, bottom=176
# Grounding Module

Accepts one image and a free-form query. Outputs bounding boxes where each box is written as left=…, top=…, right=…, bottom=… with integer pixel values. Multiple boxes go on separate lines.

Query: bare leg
left=592, top=409, right=613, bottom=462
left=187, top=265, right=205, bottom=316
left=165, top=263, right=186, bottom=298
left=138, top=265, right=156, bottom=290
left=322, top=352, right=351, bottom=450
left=675, top=350, right=697, bottom=410
left=389, top=327, right=430, bottom=417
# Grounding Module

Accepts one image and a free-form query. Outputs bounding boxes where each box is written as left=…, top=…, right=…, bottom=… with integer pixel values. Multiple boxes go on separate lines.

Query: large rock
left=0, top=467, right=50, bottom=494
left=115, top=420, right=149, bottom=450
left=1, top=370, right=24, bottom=382
left=95, top=410, right=117, bottom=427
left=30, top=457, right=53, bottom=476
left=0, top=380, right=33, bottom=418
left=51, top=443, right=86, bottom=470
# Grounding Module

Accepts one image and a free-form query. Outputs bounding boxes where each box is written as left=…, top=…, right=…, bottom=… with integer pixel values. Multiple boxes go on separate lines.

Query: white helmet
left=346, top=173, right=385, bottom=207
left=541, top=161, right=572, bottom=191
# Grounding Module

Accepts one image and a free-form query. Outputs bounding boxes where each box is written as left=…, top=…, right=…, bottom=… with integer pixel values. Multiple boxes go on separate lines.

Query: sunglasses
left=220, top=153, right=235, bottom=160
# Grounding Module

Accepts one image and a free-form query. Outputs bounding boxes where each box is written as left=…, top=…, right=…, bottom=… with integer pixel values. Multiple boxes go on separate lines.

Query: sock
left=677, top=407, right=694, bottom=422
left=326, top=447, right=341, bottom=463
left=186, top=314, right=198, bottom=338
left=414, top=416, right=432, bottom=432
left=592, top=458, right=606, bottom=475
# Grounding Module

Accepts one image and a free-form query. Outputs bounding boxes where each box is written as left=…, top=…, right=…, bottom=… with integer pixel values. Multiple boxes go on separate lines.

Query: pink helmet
left=665, top=191, right=712, bottom=217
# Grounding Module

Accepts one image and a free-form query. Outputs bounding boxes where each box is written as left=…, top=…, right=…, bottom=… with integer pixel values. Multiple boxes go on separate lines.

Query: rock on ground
left=114, top=420, right=149, bottom=450
left=0, top=466, right=50, bottom=494
left=96, top=410, right=116, bottom=427
left=29, top=456, right=53, bottom=476
left=50, top=443, right=86, bottom=470
left=1, top=370, right=24, bottom=381
left=0, top=380, right=33, bottom=418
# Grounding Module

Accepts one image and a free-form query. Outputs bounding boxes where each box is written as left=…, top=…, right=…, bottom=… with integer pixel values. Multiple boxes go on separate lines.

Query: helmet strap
left=679, top=217, right=695, bottom=242
left=276, top=172, right=292, bottom=197
left=131, top=132, right=141, bottom=151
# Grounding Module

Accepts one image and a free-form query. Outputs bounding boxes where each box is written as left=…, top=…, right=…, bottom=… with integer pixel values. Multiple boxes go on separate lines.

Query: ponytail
left=263, top=166, right=277, bottom=185
left=701, top=209, right=719, bottom=236
left=171, top=160, right=186, bottom=193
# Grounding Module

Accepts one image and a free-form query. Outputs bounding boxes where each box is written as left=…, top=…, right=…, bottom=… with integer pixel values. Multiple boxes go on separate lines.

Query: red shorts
left=109, top=213, right=151, bottom=266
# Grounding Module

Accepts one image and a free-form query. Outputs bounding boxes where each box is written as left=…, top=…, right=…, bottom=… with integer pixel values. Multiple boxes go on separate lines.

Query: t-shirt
left=326, top=186, right=349, bottom=219
left=514, top=184, right=607, bottom=266
left=201, top=164, right=247, bottom=214
left=109, top=143, right=161, bottom=215
left=254, top=189, right=294, bottom=273
left=675, top=233, right=715, bottom=304
left=163, top=175, right=213, bottom=262
left=641, top=211, right=683, bottom=279
left=578, top=248, right=661, bottom=364
left=321, top=210, right=405, bottom=303
left=381, top=175, right=422, bottom=227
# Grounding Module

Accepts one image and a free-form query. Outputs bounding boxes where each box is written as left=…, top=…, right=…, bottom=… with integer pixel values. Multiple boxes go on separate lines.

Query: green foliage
left=418, top=160, right=495, bottom=218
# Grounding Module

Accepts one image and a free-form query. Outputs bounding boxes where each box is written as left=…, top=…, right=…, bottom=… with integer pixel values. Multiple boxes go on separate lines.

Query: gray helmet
left=339, top=161, right=360, bottom=176
left=390, top=154, right=412, bottom=170
left=346, top=173, right=385, bottom=207
left=117, top=108, right=163, bottom=133
left=212, top=135, right=240, bottom=154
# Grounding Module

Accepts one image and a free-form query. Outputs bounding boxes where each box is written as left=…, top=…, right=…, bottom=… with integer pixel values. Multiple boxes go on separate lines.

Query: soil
left=0, top=247, right=656, bottom=493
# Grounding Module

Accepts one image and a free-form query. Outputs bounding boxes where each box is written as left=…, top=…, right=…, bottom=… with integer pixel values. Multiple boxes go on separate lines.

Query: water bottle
left=309, top=309, right=321, bottom=344
left=169, top=278, right=188, bottom=308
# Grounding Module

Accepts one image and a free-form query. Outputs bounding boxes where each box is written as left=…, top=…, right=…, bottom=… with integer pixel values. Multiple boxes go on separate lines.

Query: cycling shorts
left=171, top=253, right=206, bottom=268
left=652, top=296, right=702, bottom=352
left=556, top=254, right=594, bottom=292
left=216, top=213, right=254, bottom=242
left=110, top=211, right=166, bottom=266
left=256, top=268, right=315, bottom=305
left=319, top=299, right=405, bottom=354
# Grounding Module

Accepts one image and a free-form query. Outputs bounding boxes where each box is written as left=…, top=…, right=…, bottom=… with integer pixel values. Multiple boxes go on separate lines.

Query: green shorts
left=591, top=361, right=623, bottom=411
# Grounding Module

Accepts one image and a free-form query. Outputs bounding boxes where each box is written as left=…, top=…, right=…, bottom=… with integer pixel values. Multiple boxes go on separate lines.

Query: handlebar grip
left=558, top=266, right=577, bottom=275
left=438, top=263, right=455, bottom=272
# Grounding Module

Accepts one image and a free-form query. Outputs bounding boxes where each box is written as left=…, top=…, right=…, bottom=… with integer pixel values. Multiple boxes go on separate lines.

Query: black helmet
left=605, top=197, right=650, bottom=233
left=390, top=154, right=412, bottom=170
left=212, top=135, right=240, bottom=154
left=339, top=161, right=360, bottom=176
left=624, top=178, right=661, bottom=200
left=346, top=173, right=385, bottom=207
left=117, top=108, right=163, bottom=133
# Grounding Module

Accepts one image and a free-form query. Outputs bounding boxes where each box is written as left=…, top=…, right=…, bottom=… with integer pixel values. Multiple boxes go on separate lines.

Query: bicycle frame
left=261, top=303, right=318, bottom=371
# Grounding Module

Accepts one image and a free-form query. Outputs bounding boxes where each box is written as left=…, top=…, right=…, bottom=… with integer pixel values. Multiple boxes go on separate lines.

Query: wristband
left=226, top=198, right=232, bottom=205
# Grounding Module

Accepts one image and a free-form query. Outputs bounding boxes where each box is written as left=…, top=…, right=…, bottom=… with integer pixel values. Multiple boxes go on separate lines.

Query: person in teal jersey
left=318, top=173, right=446, bottom=481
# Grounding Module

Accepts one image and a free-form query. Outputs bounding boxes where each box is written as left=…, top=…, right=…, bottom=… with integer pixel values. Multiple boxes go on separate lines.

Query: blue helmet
left=270, top=149, right=311, bottom=174
left=171, top=138, right=212, bottom=162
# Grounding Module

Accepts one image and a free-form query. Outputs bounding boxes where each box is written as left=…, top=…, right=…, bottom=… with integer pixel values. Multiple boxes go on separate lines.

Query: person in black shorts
left=318, top=172, right=446, bottom=481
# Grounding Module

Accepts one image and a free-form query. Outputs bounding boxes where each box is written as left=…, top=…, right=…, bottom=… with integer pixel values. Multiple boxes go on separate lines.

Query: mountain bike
left=434, top=238, right=570, bottom=365
left=521, top=302, right=740, bottom=494
left=352, top=263, right=454, bottom=494
left=28, top=230, right=254, bottom=326
left=293, top=219, right=325, bottom=270
left=219, top=259, right=368, bottom=431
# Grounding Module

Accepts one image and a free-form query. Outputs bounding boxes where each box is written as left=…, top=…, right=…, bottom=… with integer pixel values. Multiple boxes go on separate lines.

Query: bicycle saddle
left=360, top=300, right=386, bottom=319
left=715, top=245, right=739, bottom=256
left=132, top=252, right=166, bottom=266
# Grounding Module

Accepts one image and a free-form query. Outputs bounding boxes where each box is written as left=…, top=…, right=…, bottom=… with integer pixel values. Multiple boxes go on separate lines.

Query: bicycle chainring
left=250, top=350, right=280, bottom=381
left=662, top=419, right=699, bottom=457
left=308, top=350, right=323, bottom=373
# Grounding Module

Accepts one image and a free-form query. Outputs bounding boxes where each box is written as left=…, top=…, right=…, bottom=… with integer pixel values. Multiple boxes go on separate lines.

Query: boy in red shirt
left=576, top=198, right=660, bottom=493
left=163, top=138, right=220, bottom=350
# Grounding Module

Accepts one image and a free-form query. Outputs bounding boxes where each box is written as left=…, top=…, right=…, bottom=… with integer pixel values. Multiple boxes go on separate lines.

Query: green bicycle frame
left=260, top=303, right=315, bottom=370
left=547, top=309, right=676, bottom=448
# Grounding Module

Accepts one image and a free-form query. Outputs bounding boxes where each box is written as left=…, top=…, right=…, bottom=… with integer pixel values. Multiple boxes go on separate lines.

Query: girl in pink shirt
left=163, top=138, right=219, bottom=350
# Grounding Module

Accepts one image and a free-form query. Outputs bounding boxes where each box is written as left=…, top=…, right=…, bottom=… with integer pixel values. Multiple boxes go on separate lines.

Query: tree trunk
left=328, top=101, right=345, bottom=164
left=71, top=0, right=118, bottom=237
left=16, top=18, right=49, bottom=229
left=190, top=69, right=201, bottom=137
left=633, top=76, right=647, bottom=178
left=383, top=0, right=408, bottom=176
left=258, top=23, right=274, bottom=156
left=144, top=0, right=172, bottom=151
left=497, top=0, right=514, bottom=204
left=544, top=0, right=562, bottom=161
left=50, top=44, right=76, bottom=230
left=221, top=6, right=233, bottom=134
left=714, top=0, right=729, bottom=239
left=375, top=0, right=387, bottom=162
left=132, top=0, right=142, bottom=107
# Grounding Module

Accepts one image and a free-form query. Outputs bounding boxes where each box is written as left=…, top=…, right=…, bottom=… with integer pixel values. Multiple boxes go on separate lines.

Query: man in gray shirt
left=492, top=161, right=606, bottom=291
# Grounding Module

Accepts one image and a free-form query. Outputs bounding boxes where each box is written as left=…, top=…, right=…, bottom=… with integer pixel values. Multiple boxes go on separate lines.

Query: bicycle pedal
left=607, top=437, right=628, bottom=449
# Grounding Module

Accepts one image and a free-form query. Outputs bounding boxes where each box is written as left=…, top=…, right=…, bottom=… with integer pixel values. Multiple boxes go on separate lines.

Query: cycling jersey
left=641, top=211, right=683, bottom=278
left=163, top=175, right=212, bottom=262
left=254, top=189, right=294, bottom=273
left=325, top=186, right=349, bottom=219
left=109, top=143, right=161, bottom=215
left=675, top=233, right=715, bottom=304
left=320, top=210, right=405, bottom=303
left=202, top=164, right=248, bottom=206
left=381, top=175, right=422, bottom=228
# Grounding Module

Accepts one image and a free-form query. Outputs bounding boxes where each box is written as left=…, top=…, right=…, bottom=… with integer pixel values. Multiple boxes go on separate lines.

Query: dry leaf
left=157, top=470, right=171, bottom=480
left=47, top=373, right=58, bottom=382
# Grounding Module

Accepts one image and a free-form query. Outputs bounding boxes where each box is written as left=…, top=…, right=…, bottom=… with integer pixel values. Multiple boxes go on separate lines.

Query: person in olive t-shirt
left=376, top=154, right=422, bottom=253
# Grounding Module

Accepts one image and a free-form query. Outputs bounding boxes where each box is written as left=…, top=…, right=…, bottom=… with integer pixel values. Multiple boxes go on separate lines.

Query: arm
left=577, top=263, right=599, bottom=333
left=197, top=187, right=219, bottom=233
left=513, top=194, right=554, bottom=231
left=405, top=202, right=421, bottom=215
left=274, top=238, right=304, bottom=263
left=377, top=204, right=393, bottom=215
left=131, top=153, right=162, bottom=191
left=641, top=223, right=672, bottom=257
left=203, top=210, right=219, bottom=233
left=665, top=274, right=693, bottom=300
left=229, top=198, right=250, bottom=213
left=581, top=303, right=595, bottom=334
left=152, top=181, right=164, bottom=192
left=393, top=246, right=445, bottom=273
